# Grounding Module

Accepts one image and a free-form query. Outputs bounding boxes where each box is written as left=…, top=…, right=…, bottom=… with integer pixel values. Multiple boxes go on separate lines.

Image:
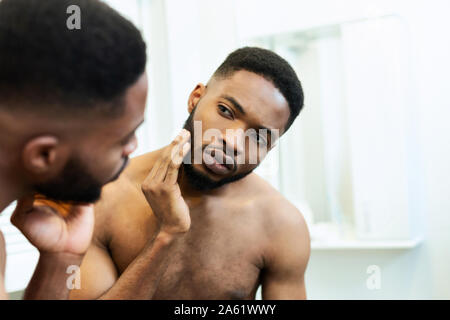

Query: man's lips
left=202, top=147, right=235, bottom=175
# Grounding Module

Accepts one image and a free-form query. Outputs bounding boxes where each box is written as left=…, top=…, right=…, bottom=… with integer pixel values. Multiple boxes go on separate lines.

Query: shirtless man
left=0, top=0, right=147, bottom=299
left=71, top=47, right=310, bottom=300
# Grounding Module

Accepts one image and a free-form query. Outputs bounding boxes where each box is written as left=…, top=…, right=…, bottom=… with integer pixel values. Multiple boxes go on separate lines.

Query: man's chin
left=183, top=163, right=252, bottom=191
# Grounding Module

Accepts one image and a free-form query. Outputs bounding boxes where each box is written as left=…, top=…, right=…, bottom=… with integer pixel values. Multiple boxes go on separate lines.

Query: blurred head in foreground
left=0, top=0, right=148, bottom=203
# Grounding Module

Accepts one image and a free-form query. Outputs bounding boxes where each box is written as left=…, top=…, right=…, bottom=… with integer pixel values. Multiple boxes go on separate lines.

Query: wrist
left=158, top=221, right=191, bottom=235
left=38, top=251, right=85, bottom=268
left=155, top=230, right=180, bottom=246
left=24, top=251, right=84, bottom=300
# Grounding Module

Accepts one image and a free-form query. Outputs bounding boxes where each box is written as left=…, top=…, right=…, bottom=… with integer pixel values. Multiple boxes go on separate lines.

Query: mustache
left=202, top=144, right=237, bottom=172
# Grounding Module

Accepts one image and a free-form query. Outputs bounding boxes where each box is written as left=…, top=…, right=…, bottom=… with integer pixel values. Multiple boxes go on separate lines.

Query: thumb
left=10, top=193, right=37, bottom=228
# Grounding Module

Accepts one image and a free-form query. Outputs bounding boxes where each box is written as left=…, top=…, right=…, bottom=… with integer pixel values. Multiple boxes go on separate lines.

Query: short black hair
left=0, top=0, right=147, bottom=116
left=213, top=47, right=304, bottom=132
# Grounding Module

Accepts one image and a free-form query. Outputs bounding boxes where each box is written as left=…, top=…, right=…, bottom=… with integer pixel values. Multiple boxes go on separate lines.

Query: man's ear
left=21, top=136, right=69, bottom=177
left=188, top=83, right=206, bottom=113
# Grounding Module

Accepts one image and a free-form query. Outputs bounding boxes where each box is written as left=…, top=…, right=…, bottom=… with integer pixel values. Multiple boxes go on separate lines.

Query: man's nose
left=223, top=128, right=246, bottom=156
left=123, top=136, right=138, bottom=157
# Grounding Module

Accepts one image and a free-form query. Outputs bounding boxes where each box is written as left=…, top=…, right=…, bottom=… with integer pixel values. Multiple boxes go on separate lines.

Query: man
left=0, top=0, right=147, bottom=299
left=71, top=47, right=310, bottom=300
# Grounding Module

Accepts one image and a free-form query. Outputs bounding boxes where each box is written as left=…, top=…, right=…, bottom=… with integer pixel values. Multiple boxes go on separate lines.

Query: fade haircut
left=212, top=47, right=304, bottom=132
left=0, top=0, right=147, bottom=117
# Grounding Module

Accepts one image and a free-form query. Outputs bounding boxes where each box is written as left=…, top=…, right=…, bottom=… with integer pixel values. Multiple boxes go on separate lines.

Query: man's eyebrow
left=221, top=95, right=246, bottom=115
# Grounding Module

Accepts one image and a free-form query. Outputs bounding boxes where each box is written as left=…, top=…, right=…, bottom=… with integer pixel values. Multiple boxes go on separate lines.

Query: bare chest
left=112, top=202, right=265, bottom=299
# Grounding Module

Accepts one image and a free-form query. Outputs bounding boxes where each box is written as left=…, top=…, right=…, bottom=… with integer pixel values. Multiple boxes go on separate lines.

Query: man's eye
left=218, top=105, right=233, bottom=118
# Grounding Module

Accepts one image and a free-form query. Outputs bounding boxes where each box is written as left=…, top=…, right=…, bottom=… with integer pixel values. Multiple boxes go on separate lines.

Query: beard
left=181, top=161, right=252, bottom=191
left=33, top=156, right=128, bottom=204
left=181, top=106, right=254, bottom=191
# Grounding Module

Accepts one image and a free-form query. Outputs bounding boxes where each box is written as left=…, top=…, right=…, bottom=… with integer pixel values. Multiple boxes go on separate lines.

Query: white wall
left=163, top=0, right=239, bottom=131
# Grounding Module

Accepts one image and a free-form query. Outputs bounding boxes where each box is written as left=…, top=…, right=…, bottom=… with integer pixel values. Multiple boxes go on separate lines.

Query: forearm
left=99, top=231, right=178, bottom=300
left=0, top=232, right=9, bottom=300
left=24, top=252, right=84, bottom=300
left=0, top=277, right=8, bottom=300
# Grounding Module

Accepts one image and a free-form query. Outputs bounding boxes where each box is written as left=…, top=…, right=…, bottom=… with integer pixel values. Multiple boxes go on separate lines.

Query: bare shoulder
left=245, top=174, right=310, bottom=260
left=93, top=151, right=159, bottom=245
left=246, top=174, right=307, bottom=228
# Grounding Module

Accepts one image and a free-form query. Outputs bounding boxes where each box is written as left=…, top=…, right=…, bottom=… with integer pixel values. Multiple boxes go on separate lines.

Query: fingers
left=144, top=129, right=191, bottom=184
left=10, top=193, right=37, bottom=228
left=158, top=129, right=190, bottom=182
left=158, top=129, right=190, bottom=180
left=169, top=130, right=191, bottom=167
left=34, top=197, right=73, bottom=218
left=165, top=141, right=191, bottom=184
